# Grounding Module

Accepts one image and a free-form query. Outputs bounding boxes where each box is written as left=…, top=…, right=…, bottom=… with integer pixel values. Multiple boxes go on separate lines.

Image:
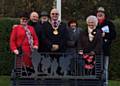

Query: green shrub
left=0, top=18, right=19, bottom=75
left=109, top=19, right=120, bottom=80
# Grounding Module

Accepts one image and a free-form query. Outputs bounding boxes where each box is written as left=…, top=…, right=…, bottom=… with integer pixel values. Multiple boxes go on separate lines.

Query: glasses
left=97, top=13, right=105, bottom=17
left=97, top=14, right=103, bottom=17
left=51, top=13, right=59, bottom=15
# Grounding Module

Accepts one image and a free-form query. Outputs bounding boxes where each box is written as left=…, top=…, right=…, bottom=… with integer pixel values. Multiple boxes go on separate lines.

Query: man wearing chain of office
left=41, top=8, right=67, bottom=75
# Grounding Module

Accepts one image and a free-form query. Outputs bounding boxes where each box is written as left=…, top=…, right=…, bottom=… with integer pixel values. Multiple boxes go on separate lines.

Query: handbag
left=17, top=34, right=26, bottom=56
left=17, top=46, right=23, bottom=55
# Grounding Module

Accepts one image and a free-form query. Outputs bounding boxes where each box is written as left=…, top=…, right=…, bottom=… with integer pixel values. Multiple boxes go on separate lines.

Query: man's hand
left=51, top=44, right=59, bottom=51
left=102, top=32, right=105, bottom=37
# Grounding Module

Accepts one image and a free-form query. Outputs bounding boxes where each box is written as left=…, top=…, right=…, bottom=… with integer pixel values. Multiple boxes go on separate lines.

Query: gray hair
left=30, top=11, right=39, bottom=18
left=86, top=15, right=98, bottom=26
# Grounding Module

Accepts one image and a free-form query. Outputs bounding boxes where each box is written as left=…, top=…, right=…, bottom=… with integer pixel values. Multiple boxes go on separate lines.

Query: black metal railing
left=12, top=52, right=103, bottom=80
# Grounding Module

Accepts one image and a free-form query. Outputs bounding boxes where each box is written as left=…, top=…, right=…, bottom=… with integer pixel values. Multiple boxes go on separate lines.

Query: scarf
left=98, top=18, right=105, bottom=24
left=24, top=26, right=33, bottom=51
left=88, top=28, right=95, bottom=41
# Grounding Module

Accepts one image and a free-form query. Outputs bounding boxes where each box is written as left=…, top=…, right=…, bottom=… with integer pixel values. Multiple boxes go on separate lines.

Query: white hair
left=30, top=11, right=39, bottom=18
left=86, top=15, right=98, bottom=26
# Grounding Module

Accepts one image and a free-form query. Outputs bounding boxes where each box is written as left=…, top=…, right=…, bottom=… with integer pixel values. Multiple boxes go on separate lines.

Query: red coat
left=10, top=25, right=38, bottom=67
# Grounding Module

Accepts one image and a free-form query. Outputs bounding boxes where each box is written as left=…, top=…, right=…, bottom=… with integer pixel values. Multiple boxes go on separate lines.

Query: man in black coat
left=28, top=11, right=49, bottom=52
left=41, top=8, right=67, bottom=76
left=96, top=7, right=116, bottom=86
left=28, top=11, right=41, bottom=47
left=42, top=8, right=67, bottom=52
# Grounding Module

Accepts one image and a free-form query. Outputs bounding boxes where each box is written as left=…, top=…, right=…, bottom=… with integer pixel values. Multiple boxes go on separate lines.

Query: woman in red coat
left=10, top=13, right=38, bottom=72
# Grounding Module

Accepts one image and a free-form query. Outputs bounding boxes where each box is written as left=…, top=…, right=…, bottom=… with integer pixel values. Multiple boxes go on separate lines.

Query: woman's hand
left=78, top=50, right=83, bottom=55
left=33, top=45, right=38, bottom=49
left=13, top=49, right=19, bottom=55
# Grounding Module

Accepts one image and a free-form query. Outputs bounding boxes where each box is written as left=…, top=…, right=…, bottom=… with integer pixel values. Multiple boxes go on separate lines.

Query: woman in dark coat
left=78, top=15, right=103, bottom=70
left=66, top=20, right=82, bottom=53
left=66, top=20, right=83, bottom=75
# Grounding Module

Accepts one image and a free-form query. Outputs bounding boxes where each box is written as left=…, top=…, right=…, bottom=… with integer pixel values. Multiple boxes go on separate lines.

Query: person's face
left=20, top=17, right=28, bottom=26
left=30, top=13, right=39, bottom=22
left=50, top=9, right=59, bottom=21
left=70, top=22, right=77, bottom=29
left=41, top=16, right=49, bottom=23
left=87, top=21, right=96, bottom=29
left=96, top=12, right=105, bottom=20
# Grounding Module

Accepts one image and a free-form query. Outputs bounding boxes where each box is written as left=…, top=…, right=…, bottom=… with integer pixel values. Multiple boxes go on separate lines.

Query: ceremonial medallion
left=53, top=30, right=58, bottom=35
left=49, top=20, right=61, bottom=35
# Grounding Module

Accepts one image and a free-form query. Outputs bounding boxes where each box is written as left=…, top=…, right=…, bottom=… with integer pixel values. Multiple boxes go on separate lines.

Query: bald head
left=50, top=8, right=59, bottom=21
left=50, top=8, right=59, bottom=14
left=30, top=11, right=39, bottom=22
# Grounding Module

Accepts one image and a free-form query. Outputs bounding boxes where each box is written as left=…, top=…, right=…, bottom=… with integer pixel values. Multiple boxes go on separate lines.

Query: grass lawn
left=109, top=80, right=120, bottom=86
left=0, top=76, right=120, bottom=86
left=0, top=76, right=10, bottom=86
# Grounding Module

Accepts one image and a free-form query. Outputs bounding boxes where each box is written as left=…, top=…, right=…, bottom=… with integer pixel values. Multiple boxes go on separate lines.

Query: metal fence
left=11, top=52, right=104, bottom=86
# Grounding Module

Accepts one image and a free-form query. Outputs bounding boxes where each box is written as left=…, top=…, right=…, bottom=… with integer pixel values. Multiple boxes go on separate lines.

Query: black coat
left=28, top=20, right=46, bottom=52
left=28, top=20, right=41, bottom=38
left=42, top=21, right=67, bottom=52
left=97, top=19, right=116, bottom=56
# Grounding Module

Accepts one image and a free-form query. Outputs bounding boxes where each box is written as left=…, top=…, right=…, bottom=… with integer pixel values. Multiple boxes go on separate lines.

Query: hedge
left=0, top=18, right=19, bottom=75
left=0, top=18, right=120, bottom=80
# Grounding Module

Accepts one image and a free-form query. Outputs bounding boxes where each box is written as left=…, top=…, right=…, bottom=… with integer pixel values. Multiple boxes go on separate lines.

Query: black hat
left=40, top=11, right=49, bottom=17
left=19, top=12, right=29, bottom=19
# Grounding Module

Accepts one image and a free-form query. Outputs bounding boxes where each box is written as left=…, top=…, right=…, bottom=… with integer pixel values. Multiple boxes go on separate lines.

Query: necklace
left=50, top=20, right=60, bottom=35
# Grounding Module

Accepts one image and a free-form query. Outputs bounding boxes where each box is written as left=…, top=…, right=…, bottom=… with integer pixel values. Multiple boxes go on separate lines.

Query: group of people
left=10, top=7, right=116, bottom=86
